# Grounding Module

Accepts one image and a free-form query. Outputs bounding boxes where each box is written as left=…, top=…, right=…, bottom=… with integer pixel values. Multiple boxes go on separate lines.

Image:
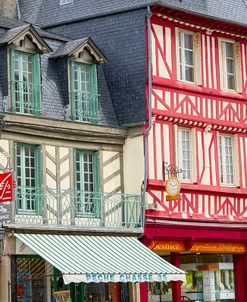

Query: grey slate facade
left=49, top=9, right=147, bottom=126
left=0, top=23, right=119, bottom=126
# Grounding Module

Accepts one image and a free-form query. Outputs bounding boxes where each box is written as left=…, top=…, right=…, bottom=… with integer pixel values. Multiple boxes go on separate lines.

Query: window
left=70, top=61, right=98, bottom=123
left=176, top=29, right=200, bottom=83
left=60, top=0, right=73, bottom=5
left=10, top=50, right=41, bottom=115
left=74, top=150, right=99, bottom=217
left=176, top=127, right=196, bottom=182
left=219, top=39, right=241, bottom=92
left=15, top=143, right=42, bottom=213
left=218, top=134, right=238, bottom=185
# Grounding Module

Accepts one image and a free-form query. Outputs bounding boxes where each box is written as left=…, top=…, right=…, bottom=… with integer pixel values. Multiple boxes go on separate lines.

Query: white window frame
left=175, top=28, right=201, bottom=85
left=60, top=0, right=73, bottom=5
left=218, top=133, right=239, bottom=187
left=218, top=38, right=242, bottom=92
left=175, top=126, right=197, bottom=183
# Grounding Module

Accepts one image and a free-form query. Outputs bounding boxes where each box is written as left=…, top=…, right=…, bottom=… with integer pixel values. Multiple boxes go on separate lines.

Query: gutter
left=141, top=5, right=153, bottom=230
left=42, top=3, right=159, bottom=29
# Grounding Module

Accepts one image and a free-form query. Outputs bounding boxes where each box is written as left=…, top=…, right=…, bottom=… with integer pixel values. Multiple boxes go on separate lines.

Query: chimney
left=0, top=0, right=17, bottom=19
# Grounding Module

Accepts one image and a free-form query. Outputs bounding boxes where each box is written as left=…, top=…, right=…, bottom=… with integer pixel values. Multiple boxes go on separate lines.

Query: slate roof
left=18, top=0, right=247, bottom=28
left=51, top=38, right=87, bottom=57
left=0, top=24, right=29, bottom=44
left=0, top=15, right=26, bottom=29
left=0, top=22, right=70, bottom=43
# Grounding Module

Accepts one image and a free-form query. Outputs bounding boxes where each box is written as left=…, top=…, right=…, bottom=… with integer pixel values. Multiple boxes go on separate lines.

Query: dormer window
left=10, top=49, right=41, bottom=115
left=1, top=25, right=51, bottom=116
left=70, top=61, right=98, bottom=123
left=50, top=37, right=107, bottom=124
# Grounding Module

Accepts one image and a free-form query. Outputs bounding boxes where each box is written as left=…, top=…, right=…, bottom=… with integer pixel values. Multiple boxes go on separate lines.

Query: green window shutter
left=90, top=65, right=98, bottom=123
left=70, top=61, right=75, bottom=120
left=32, top=54, right=41, bottom=115
left=9, top=49, right=16, bottom=112
left=93, top=151, right=100, bottom=193
left=35, top=145, right=42, bottom=215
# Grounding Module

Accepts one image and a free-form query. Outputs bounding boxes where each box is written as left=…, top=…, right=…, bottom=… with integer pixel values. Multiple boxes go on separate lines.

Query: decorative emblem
left=163, top=161, right=182, bottom=201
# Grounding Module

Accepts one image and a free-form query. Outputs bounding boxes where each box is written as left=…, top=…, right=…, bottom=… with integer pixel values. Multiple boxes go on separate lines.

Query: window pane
left=226, top=58, right=234, bottom=74
left=185, top=50, right=193, bottom=65
left=184, top=34, right=193, bottom=50
left=227, top=75, right=235, bottom=90
left=225, top=42, right=234, bottom=58
left=185, top=66, right=194, bottom=82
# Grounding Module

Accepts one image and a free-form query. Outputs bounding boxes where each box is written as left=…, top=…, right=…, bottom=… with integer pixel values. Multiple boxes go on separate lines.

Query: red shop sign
left=0, top=172, right=13, bottom=202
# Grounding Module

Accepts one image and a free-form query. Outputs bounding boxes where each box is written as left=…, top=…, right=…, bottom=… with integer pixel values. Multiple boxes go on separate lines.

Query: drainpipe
left=141, top=5, right=152, bottom=229
left=0, top=114, right=5, bottom=138
left=15, top=0, right=21, bottom=20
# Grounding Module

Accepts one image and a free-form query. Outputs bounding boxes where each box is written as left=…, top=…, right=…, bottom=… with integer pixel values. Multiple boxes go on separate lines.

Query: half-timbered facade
left=144, top=6, right=247, bottom=302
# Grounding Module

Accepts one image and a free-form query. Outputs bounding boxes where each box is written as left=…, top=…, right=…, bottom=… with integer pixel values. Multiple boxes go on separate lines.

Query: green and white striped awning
left=15, top=233, right=185, bottom=284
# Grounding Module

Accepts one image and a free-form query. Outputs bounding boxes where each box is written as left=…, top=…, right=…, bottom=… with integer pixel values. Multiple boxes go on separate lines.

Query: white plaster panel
left=197, top=131, right=204, bottom=183
left=165, top=91, right=171, bottom=108
left=103, top=174, right=121, bottom=193
left=165, top=27, right=172, bottom=71
left=163, top=124, right=170, bottom=165
left=242, top=44, right=246, bottom=86
left=103, top=153, right=120, bottom=180
left=123, top=135, right=144, bottom=195
left=46, top=145, right=55, bottom=158
left=148, top=127, right=155, bottom=179
left=60, top=147, right=69, bottom=158
left=158, top=52, right=170, bottom=78
left=207, top=36, right=212, bottom=88
left=46, top=156, right=56, bottom=174
left=202, top=34, right=206, bottom=87
left=60, top=158, right=69, bottom=176
left=60, top=177, right=70, bottom=190
left=0, top=139, right=10, bottom=169
left=211, top=37, right=217, bottom=89
left=242, top=137, right=247, bottom=188
left=200, top=132, right=212, bottom=185
left=102, top=150, right=117, bottom=162
left=151, top=32, right=157, bottom=76
left=155, top=123, right=163, bottom=180
left=46, top=173, right=56, bottom=189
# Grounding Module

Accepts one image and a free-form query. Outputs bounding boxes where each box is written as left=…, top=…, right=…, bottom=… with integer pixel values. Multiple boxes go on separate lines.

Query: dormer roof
left=0, top=24, right=52, bottom=53
left=50, top=37, right=108, bottom=64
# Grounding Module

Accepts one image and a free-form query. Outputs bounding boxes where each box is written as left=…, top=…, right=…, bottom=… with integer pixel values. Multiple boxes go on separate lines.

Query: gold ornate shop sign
left=148, top=240, right=246, bottom=253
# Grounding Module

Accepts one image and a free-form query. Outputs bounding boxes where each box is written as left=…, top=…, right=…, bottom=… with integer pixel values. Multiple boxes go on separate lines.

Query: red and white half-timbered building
left=141, top=6, right=247, bottom=302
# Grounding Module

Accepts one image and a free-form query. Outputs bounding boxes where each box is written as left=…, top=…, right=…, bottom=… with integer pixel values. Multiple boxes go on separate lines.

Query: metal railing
left=70, top=91, right=99, bottom=123
left=13, top=187, right=143, bottom=230
left=9, top=80, right=41, bottom=115
left=181, top=296, right=195, bottom=302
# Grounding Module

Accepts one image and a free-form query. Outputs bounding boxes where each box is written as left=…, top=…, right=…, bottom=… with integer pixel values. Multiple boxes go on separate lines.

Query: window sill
left=220, top=183, right=239, bottom=188
left=176, top=79, right=198, bottom=86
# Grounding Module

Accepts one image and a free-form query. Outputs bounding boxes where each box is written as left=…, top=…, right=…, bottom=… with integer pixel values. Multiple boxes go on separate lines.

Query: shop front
left=10, top=233, right=186, bottom=302
left=141, top=221, right=247, bottom=302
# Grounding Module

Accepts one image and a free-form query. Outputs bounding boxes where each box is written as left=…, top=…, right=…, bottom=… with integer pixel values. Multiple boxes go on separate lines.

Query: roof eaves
left=42, top=2, right=160, bottom=29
